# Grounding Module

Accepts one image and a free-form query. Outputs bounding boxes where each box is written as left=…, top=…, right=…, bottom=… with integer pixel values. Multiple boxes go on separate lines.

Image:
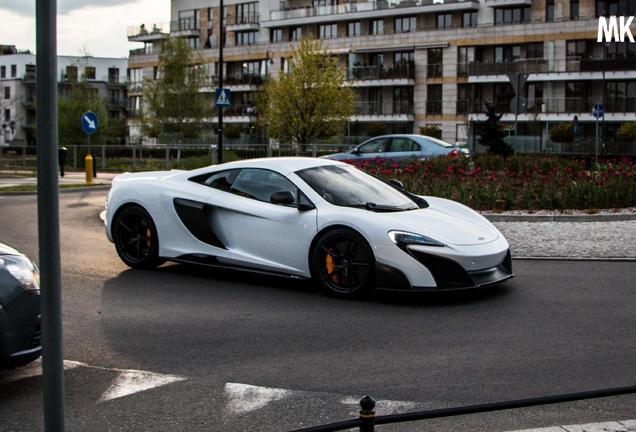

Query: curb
left=484, top=213, right=636, bottom=222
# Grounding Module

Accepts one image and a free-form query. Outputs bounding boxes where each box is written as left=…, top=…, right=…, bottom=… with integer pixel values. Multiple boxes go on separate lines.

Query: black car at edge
left=0, top=242, right=41, bottom=369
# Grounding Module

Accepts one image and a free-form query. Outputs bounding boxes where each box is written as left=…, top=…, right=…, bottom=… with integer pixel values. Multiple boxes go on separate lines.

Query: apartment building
left=127, top=0, right=636, bottom=151
left=0, top=45, right=128, bottom=146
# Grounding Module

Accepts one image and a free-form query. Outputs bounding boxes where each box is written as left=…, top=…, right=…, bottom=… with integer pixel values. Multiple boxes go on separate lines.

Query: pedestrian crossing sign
left=216, top=88, right=231, bottom=107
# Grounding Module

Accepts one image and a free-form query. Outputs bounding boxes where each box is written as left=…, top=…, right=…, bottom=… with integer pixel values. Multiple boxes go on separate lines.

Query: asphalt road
left=0, top=190, right=635, bottom=431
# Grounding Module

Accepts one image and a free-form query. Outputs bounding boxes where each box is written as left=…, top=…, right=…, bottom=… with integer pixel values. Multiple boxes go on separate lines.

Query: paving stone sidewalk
left=491, top=219, right=636, bottom=260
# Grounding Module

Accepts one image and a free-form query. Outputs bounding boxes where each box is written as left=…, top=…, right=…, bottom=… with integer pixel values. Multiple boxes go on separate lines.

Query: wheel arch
left=308, top=224, right=376, bottom=277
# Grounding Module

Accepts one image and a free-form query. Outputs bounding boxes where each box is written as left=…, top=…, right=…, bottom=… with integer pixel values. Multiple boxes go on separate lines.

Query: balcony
left=348, top=64, right=415, bottom=83
left=456, top=97, right=636, bottom=115
left=170, top=19, right=200, bottom=37
left=264, top=0, right=478, bottom=26
left=464, top=56, right=636, bottom=78
left=226, top=13, right=260, bottom=31
left=354, top=101, right=414, bottom=120
left=127, top=24, right=168, bottom=42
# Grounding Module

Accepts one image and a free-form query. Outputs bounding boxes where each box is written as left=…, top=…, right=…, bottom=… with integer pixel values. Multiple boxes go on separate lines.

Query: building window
left=526, top=42, right=544, bottom=59
left=271, top=28, right=282, bottom=43
left=85, top=66, right=96, bottom=80
left=393, top=87, right=413, bottom=114
left=3, top=87, right=10, bottom=99
left=237, top=2, right=259, bottom=24
left=427, top=48, right=443, bottom=78
left=11, top=65, right=17, bottom=77
left=236, top=31, right=258, bottom=46
left=129, top=96, right=142, bottom=117
left=108, top=68, right=120, bottom=84
left=427, top=85, right=442, bottom=115
left=65, top=66, right=78, bottom=82
left=187, top=37, right=200, bottom=49
left=495, top=45, right=521, bottom=62
left=458, top=46, right=476, bottom=76
left=437, top=13, right=452, bottom=29
left=108, top=89, right=120, bottom=105
left=395, top=16, right=416, bottom=33
left=4, top=109, right=10, bottom=122
left=0, top=66, right=5, bottom=79
left=570, top=0, right=579, bottom=19
left=290, top=27, right=302, bottom=41
left=462, top=11, right=477, bottom=28
left=319, top=23, right=337, bottom=39
left=348, top=21, right=361, bottom=37
left=546, top=0, right=555, bottom=21
left=371, top=19, right=383, bottom=35
left=495, top=7, right=530, bottom=25
left=179, top=9, right=200, bottom=30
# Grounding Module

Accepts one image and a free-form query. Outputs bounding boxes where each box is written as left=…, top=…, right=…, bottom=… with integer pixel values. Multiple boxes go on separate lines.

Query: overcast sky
left=0, top=0, right=170, bottom=58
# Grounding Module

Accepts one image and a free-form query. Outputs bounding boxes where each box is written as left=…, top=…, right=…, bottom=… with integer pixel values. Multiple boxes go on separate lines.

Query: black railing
left=289, top=385, right=636, bottom=432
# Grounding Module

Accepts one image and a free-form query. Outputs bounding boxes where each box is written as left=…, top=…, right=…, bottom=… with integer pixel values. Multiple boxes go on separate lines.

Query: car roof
left=188, top=157, right=346, bottom=177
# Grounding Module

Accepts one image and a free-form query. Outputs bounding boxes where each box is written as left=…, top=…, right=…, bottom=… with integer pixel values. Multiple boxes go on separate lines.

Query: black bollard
left=359, top=395, right=375, bottom=432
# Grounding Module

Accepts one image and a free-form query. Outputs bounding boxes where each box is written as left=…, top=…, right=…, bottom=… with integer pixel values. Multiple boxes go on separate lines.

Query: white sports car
left=105, top=157, right=513, bottom=298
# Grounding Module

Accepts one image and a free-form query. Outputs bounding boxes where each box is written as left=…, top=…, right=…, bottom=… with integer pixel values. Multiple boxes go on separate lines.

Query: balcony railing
left=356, top=101, right=413, bottom=116
left=226, top=13, right=260, bottom=26
left=464, top=56, right=636, bottom=76
left=269, top=0, right=473, bottom=21
left=456, top=97, right=636, bottom=115
left=348, top=64, right=415, bottom=81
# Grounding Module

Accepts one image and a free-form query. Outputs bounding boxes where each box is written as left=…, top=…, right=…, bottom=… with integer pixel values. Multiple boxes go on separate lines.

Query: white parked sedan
left=105, top=157, right=512, bottom=298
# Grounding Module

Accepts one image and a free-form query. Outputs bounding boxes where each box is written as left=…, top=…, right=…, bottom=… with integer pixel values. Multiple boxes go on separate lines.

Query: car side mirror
left=351, top=149, right=360, bottom=155
left=388, top=179, right=404, bottom=189
left=271, top=190, right=296, bottom=205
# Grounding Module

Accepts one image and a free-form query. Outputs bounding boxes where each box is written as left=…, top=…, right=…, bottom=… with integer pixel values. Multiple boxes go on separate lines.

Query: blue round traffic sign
left=592, top=104, right=604, bottom=119
left=81, top=111, right=98, bottom=134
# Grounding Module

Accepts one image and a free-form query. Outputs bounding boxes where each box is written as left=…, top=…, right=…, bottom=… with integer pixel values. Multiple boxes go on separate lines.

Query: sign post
left=81, top=111, right=98, bottom=184
left=592, top=104, right=604, bottom=166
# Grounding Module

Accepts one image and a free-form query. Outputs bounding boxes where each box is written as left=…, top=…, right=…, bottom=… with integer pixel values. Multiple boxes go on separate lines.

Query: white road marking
left=224, top=383, right=292, bottom=415
left=98, top=369, right=186, bottom=403
left=0, top=359, right=186, bottom=402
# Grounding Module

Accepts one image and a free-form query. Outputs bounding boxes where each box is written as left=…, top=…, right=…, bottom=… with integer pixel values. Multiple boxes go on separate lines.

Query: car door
left=205, top=168, right=317, bottom=276
left=386, top=137, right=421, bottom=164
left=350, top=137, right=390, bottom=162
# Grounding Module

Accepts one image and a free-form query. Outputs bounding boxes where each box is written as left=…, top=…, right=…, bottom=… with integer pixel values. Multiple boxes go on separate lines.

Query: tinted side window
left=389, top=138, right=420, bottom=152
left=189, top=169, right=240, bottom=191
left=230, top=169, right=310, bottom=205
left=358, top=138, right=389, bottom=153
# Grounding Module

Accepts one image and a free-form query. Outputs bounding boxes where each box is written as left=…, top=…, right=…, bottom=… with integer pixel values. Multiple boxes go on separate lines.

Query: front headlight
left=388, top=231, right=445, bottom=248
left=0, top=255, right=40, bottom=291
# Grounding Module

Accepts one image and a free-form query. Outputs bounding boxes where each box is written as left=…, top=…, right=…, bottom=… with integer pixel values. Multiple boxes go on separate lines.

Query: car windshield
left=296, top=164, right=418, bottom=211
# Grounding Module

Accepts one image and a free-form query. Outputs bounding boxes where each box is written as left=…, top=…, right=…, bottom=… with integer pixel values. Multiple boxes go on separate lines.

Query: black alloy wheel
left=312, top=228, right=374, bottom=298
left=112, top=206, right=164, bottom=269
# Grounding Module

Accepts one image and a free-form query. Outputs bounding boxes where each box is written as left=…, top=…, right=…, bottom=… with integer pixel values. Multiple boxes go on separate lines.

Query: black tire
left=112, top=205, right=164, bottom=269
left=311, top=228, right=375, bottom=298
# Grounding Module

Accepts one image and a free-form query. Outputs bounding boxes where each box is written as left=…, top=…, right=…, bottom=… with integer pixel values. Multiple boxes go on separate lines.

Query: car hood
left=0, top=242, right=22, bottom=257
left=381, top=206, right=499, bottom=247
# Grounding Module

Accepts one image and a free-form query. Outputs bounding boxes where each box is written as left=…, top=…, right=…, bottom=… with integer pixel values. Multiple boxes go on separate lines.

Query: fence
left=290, top=385, right=636, bottom=432
left=1, top=138, right=635, bottom=173
left=0, top=143, right=357, bottom=173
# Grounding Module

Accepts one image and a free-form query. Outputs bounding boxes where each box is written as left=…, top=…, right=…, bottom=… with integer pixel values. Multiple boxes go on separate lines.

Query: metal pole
left=514, top=74, right=519, bottom=150
left=36, top=0, right=66, bottom=430
left=217, top=0, right=224, bottom=164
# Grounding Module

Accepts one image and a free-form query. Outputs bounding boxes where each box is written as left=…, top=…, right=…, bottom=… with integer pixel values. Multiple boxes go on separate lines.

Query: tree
left=142, top=37, right=213, bottom=142
left=477, top=103, right=513, bottom=157
left=549, top=122, right=574, bottom=144
left=257, top=37, right=357, bottom=145
left=419, top=125, right=442, bottom=139
left=616, top=122, right=636, bottom=141
left=58, top=60, right=124, bottom=147
left=367, top=122, right=389, bottom=137
left=223, top=125, right=242, bottom=142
